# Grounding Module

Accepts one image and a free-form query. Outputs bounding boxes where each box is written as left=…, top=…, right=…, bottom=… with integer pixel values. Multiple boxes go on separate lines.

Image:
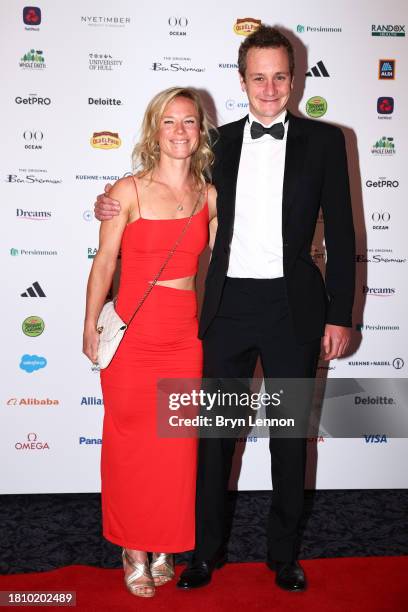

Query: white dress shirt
left=226, top=109, right=288, bottom=279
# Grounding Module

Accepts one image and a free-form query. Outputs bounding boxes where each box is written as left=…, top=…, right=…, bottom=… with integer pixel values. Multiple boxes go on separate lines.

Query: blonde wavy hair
left=132, top=87, right=215, bottom=187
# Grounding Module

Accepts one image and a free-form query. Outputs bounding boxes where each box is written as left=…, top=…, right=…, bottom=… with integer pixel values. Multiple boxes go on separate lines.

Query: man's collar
left=248, top=109, right=287, bottom=129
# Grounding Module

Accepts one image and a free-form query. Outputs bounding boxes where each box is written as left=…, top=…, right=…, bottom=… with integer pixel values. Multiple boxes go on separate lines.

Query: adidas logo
left=306, top=60, right=330, bottom=77
left=21, top=281, right=46, bottom=297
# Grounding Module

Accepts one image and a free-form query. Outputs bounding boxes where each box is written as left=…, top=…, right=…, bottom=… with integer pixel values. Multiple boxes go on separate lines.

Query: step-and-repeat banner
left=1, top=0, right=407, bottom=492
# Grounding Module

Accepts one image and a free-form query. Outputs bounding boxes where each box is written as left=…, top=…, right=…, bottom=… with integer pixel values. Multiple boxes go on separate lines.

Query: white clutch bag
left=96, top=301, right=127, bottom=369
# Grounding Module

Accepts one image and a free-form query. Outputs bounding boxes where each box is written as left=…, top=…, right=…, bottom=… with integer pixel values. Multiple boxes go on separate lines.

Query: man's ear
left=290, top=76, right=294, bottom=91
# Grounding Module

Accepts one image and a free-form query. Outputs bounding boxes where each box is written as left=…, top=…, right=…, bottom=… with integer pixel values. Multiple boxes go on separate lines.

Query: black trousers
left=196, top=277, right=321, bottom=562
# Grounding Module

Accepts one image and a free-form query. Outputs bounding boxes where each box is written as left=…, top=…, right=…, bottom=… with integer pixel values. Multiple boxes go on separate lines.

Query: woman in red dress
left=83, top=87, right=217, bottom=597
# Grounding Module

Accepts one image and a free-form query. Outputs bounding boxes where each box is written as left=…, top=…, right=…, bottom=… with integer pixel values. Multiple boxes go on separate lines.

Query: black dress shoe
left=177, top=555, right=226, bottom=590
left=266, top=560, right=307, bottom=592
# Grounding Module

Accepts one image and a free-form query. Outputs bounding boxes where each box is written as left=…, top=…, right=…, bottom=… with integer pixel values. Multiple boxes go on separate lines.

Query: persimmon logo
left=233, top=18, right=261, bottom=36
left=15, top=432, right=50, bottom=450
left=90, top=131, right=121, bottom=149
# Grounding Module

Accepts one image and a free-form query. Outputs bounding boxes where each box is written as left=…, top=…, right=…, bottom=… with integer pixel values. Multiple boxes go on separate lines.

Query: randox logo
left=372, top=25, right=405, bottom=37
left=88, top=247, right=98, bottom=259
left=22, top=316, right=45, bottom=337
left=233, top=18, right=261, bottom=36
left=19, top=354, right=47, bottom=373
left=379, top=59, right=395, bottom=80
left=90, top=131, right=121, bottom=149
left=306, top=96, right=327, bottom=118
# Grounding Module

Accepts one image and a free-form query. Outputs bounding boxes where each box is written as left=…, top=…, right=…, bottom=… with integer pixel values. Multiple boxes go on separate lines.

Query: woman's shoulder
left=109, top=175, right=138, bottom=201
left=206, top=183, right=217, bottom=220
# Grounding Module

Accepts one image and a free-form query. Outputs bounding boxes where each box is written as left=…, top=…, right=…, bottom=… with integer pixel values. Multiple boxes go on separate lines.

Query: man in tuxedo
left=94, top=25, right=355, bottom=592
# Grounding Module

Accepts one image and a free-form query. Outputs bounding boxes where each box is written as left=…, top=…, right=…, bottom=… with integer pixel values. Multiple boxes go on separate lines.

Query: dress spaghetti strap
left=132, top=175, right=142, bottom=219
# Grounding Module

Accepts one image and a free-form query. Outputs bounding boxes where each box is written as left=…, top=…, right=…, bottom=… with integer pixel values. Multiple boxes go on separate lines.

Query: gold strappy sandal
left=150, top=552, right=175, bottom=586
left=122, top=549, right=155, bottom=598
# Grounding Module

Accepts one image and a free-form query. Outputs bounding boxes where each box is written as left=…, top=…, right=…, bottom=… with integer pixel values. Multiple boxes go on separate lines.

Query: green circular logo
left=306, top=96, right=328, bottom=118
left=22, top=316, right=45, bottom=337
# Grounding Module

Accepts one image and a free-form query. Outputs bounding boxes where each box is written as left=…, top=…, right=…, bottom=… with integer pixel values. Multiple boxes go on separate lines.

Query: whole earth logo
left=22, top=316, right=45, bottom=337
left=306, top=96, right=328, bottom=118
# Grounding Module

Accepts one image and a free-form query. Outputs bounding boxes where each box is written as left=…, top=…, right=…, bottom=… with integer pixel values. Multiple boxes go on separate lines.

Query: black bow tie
left=250, top=121, right=285, bottom=140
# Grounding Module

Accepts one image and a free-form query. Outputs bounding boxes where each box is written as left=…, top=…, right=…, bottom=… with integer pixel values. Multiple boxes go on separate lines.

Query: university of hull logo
left=15, top=432, right=50, bottom=450
left=90, top=132, right=121, bottom=149
left=306, top=61, right=330, bottom=77
left=379, top=59, right=395, bottom=79
left=306, top=96, right=327, bottom=118
left=20, top=354, right=47, bottom=373
left=233, top=18, right=261, bottom=36
left=21, top=281, right=46, bottom=297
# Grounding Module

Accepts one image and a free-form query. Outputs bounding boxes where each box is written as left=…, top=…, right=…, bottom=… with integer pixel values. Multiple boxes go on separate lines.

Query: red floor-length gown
left=100, top=184, right=208, bottom=552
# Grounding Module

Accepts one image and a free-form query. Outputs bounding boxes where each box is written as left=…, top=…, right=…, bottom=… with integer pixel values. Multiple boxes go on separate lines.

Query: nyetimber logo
left=15, top=432, right=50, bottom=450
left=306, top=60, right=330, bottom=77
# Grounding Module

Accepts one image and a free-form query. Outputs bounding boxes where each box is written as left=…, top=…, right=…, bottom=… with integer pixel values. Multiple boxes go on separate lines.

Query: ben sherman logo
left=15, top=432, right=50, bottom=450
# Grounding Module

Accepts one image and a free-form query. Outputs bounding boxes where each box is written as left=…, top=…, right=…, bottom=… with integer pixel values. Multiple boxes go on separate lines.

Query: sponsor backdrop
left=1, top=0, right=407, bottom=493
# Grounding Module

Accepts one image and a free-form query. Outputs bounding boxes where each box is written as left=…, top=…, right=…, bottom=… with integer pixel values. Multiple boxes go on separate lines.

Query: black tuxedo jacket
left=199, top=111, right=355, bottom=343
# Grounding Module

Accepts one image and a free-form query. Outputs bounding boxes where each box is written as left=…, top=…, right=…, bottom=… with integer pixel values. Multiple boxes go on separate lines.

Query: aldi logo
left=378, top=59, right=395, bottom=80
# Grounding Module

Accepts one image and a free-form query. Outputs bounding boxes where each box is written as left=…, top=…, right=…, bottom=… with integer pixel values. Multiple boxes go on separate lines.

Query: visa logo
left=364, top=434, right=388, bottom=443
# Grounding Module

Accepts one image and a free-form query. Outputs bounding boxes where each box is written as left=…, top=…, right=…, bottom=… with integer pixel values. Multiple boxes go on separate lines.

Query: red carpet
left=1, top=558, right=407, bottom=611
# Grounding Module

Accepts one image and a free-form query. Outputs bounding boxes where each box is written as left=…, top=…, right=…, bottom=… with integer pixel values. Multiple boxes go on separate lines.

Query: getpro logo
left=19, top=354, right=47, bottom=373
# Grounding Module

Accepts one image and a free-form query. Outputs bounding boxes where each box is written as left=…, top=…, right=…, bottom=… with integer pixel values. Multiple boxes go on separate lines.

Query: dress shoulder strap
left=131, top=175, right=142, bottom=219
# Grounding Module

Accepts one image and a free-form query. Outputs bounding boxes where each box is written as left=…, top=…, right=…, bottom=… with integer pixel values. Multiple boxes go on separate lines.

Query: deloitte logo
left=306, top=96, right=327, bottom=118
left=22, top=316, right=45, bottom=337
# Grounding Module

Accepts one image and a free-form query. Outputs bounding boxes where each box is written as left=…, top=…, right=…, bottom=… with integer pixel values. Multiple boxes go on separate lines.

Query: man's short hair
left=238, top=25, right=295, bottom=78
